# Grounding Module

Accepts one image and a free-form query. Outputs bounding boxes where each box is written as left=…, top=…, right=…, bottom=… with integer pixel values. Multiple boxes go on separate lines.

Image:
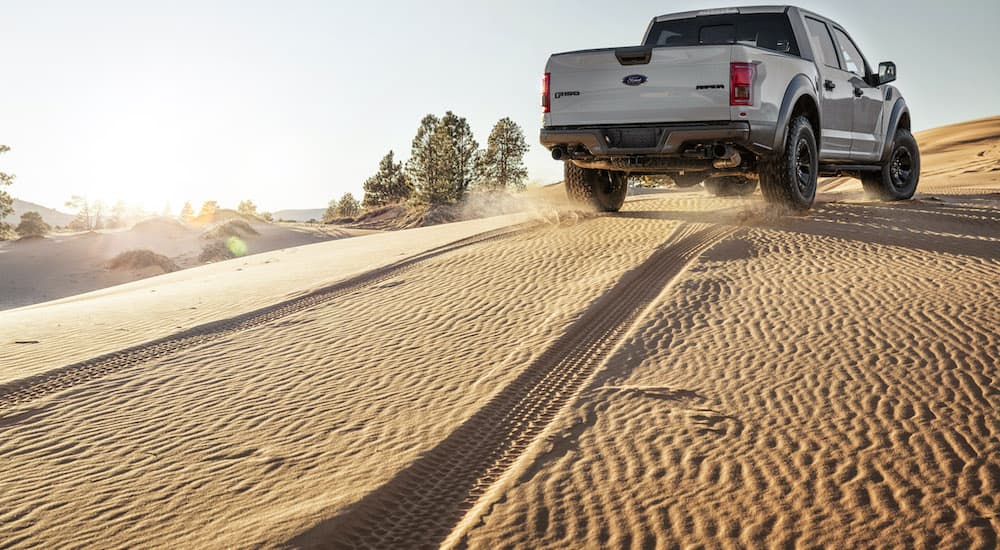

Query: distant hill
left=10, top=198, right=75, bottom=226
left=272, top=208, right=325, bottom=222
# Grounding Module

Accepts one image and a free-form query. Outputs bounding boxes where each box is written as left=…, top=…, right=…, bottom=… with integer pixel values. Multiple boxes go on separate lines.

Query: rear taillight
left=730, top=63, right=755, bottom=106
left=542, top=72, right=551, bottom=113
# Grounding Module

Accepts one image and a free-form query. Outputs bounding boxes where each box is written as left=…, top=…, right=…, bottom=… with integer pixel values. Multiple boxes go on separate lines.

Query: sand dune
left=0, top=119, right=998, bottom=549
left=918, top=116, right=1000, bottom=192
left=0, top=217, right=374, bottom=311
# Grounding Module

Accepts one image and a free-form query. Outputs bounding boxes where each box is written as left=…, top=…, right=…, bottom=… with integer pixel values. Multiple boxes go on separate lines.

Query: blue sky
left=2, top=0, right=998, bottom=212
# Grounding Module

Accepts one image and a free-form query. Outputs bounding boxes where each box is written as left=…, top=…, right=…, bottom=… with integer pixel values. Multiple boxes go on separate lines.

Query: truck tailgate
left=546, top=45, right=733, bottom=126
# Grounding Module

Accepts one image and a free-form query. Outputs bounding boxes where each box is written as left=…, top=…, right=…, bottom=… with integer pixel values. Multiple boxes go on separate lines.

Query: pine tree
left=237, top=199, right=258, bottom=217
left=92, top=200, right=106, bottom=230
left=479, top=117, right=529, bottom=192
left=198, top=200, right=218, bottom=219
left=363, top=150, right=412, bottom=208
left=65, top=195, right=92, bottom=231
left=337, top=192, right=361, bottom=217
left=406, top=114, right=441, bottom=198
left=109, top=200, right=130, bottom=228
left=418, top=123, right=461, bottom=204
left=180, top=201, right=195, bottom=222
left=406, top=111, right=484, bottom=205
left=15, top=211, right=50, bottom=237
left=323, top=199, right=338, bottom=223
left=0, top=145, right=14, bottom=238
left=438, top=111, right=480, bottom=199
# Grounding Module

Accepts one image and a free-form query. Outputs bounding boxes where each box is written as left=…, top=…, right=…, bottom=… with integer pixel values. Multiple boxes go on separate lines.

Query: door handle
left=853, top=87, right=864, bottom=98
left=824, top=80, right=836, bottom=91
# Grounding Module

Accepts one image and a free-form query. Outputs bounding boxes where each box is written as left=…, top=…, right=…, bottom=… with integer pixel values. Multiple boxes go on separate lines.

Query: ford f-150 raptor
left=540, top=6, right=919, bottom=211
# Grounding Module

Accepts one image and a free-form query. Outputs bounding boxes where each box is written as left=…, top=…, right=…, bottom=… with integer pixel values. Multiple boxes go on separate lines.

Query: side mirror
left=877, top=61, right=897, bottom=85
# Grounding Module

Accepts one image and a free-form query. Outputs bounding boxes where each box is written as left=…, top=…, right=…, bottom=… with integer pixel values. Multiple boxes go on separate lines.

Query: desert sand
left=0, top=119, right=997, bottom=549
left=0, top=215, right=375, bottom=311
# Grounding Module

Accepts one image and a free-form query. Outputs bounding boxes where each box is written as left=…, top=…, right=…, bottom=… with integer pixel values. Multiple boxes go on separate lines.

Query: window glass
left=645, top=14, right=799, bottom=55
left=833, top=28, right=866, bottom=76
left=700, top=25, right=735, bottom=45
left=805, top=18, right=839, bottom=69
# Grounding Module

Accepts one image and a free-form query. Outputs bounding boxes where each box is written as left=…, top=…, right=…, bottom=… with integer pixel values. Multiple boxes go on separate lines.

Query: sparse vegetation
left=180, top=201, right=195, bottom=222
left=0, top=145, right=14, bottom=239
left=237, top=199, right=258, bottom=217
left=363, top=150, right=412, bottom=208
left=197, top=237, right=248, bottom=262
left=201, top=219, right=259, bottom=240
left=323, top=192, right=362, bottom=222
left=338, top=193, right=360, bottom=218
left=92, top=200, right=106, bottom=229
left=198, top=200, right=218, bottom=219
left=407, top=112, right=479, bottom=205
left=108, top=249, right=179, bottom=273
left=339, top=113, right=531, bottom=228
left=323, top=200, right=338, bottom=223
left=65, top=195, right=93, bottom=231
left=15, top=211, right=51, bottom=238
left=478, top=118, right=529, bottom=192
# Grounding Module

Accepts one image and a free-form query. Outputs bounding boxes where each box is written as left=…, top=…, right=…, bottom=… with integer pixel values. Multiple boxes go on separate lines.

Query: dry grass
left=198, top=241, right=235, bottom=263
left=107, top=249, right=179, bottom=273
left=201, top=219, right=259, bottom=241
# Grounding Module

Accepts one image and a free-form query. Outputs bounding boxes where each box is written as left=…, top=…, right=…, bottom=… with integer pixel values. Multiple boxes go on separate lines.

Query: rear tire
left=760, top=116, right=818, bottom=210
left=861, top=129, right=920, bottom=200
left=564, top=163, right=628, bottom=212
left=703, top=176, right=757, bottom=197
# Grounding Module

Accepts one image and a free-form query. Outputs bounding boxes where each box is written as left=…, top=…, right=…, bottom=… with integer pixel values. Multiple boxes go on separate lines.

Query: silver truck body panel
left=542, top=5, right=910, bottom=168
left=545, top=46, right=733, bottom=126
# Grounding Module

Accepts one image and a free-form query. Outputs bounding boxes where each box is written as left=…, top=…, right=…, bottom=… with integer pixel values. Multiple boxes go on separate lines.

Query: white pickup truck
left=540, top=6, right=919, bottom=211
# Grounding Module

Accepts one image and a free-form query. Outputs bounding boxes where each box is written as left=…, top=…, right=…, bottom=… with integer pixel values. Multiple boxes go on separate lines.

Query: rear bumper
left=539, top=121, right=752, bottom=156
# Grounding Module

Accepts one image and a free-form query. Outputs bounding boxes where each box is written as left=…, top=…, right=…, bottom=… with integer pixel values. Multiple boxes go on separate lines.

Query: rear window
left=644, top=13, right=799, bottom=56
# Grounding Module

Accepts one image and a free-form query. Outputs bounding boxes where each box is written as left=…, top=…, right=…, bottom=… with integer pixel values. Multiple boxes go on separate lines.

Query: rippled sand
left=1, top=119, right=998, bottom=549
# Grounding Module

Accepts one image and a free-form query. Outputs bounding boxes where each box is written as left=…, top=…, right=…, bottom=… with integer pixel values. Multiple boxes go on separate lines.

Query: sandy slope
left=0, top=218, right=372, bottom=311
left=818, top=116, right=1000, bottom=196
left=0, top=119, right=998, bottom=549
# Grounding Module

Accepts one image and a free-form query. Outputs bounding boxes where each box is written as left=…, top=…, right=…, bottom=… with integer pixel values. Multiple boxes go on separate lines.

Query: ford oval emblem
left=623, top=74, right=648, bottom=86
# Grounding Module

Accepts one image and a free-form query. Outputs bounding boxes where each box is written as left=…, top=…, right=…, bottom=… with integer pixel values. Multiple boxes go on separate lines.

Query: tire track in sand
left=0, top=223, right=540, bottom=411
left=292, top=222, right=735, bottom=550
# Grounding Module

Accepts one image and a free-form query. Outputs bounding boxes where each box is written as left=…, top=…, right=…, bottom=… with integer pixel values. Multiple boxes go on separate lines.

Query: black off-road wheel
left=861, top=129, right=920, bottom=200
left=564, top=163, right=628, bottom=212
left=671, top=173, right=704, bottom=188
left=703, top=176, right=757, bottom=197
left=760, top=116, right=818, bottom=210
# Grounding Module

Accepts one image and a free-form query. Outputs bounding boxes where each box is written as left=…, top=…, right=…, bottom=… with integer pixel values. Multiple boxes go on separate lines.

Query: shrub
left=198, top=241, right=232, bottom=262
left=200, top=219, right=259, bottom=240
left=198, top=236, right=248, bottom=262
left=108, top=249, right=179, bottom=272
left=15, top=211, right=51, bottom=238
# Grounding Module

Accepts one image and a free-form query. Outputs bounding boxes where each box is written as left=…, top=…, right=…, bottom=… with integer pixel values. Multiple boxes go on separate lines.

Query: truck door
left=804, top=18, right=852, bottom=159
left=831, top=27, right=883, bottom=162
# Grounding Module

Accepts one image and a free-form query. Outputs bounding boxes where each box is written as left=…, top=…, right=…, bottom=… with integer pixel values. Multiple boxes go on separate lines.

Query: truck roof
left=652, top=5, right=833, bottom=26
